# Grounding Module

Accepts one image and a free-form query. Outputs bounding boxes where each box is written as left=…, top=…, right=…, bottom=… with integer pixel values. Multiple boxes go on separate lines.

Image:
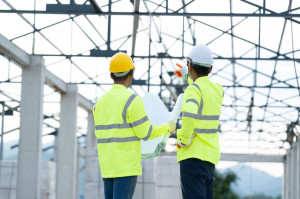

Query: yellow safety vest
left=93, top=84, right=171, bottom=178
left=177, top=76, right=223, bottom=165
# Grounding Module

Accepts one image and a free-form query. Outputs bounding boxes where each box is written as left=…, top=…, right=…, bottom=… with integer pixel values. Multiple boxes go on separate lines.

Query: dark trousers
left=103, top=176, right=137, bottom=199
left=180, top=158, right=215, bottom=199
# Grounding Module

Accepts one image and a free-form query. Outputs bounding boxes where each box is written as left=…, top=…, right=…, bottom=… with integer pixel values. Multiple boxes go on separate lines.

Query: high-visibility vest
left=177, top=76, right=223, bottom=165
left=93, top=84, right=171, bottom=178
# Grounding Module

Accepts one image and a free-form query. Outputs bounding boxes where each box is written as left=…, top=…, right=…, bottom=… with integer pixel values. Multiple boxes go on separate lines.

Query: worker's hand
left=176, top=134, right=196, bottom=149
left=174, top=63, right=188, bottom=80
left=176, top=140, right=186, bottom=149
left=167, top=120, right=176, bottom=132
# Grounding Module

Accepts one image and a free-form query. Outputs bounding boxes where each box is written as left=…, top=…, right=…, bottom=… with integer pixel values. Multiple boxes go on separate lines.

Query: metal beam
left=78, top=94, right=94, bottom=111
left=241, top=0, right=300, bottom=25
left=1, top=9, right=300, bottom=17
left=260, top=0, right=293, bottom=130
left=0, top=33, right=68, bottom=93
left=160, top=152, right=284, bottom=162
left=131, top=0, right=140, bottom=56
left=0, top=34, right=94, bottom=106
left=76, top=82, right=300, bottom=89
left=87, top=0, right=102, bottom=13
left=1, top=0, right=101, bottom=89
left=0, top=34, right=68, bottom=93
left=2, top=80, right=300, bottom=90
left=160, top=76, right=178, bottom=102
left=34, top=54, right=300, bottom=61
left=45, top=70, right=67, bottom=94
left=0, top=33, right=30, bottom=67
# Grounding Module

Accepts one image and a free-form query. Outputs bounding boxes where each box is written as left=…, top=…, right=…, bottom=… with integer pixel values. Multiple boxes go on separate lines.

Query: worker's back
left=94, top=52, right=175, bottom=199
left=95, top=85, right=132, bottom=127
left=93, top=84, right=143, bottom=178
left=177, top=76, right=223, bottom=165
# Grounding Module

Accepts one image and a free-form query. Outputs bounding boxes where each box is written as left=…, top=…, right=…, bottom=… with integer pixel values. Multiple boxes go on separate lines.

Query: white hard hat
left=187, top=44, right=214, bottom=67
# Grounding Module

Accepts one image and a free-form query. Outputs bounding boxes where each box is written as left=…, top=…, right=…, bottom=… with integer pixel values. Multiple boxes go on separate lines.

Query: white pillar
left=53, top=133, right=58, bottom=162
left=56, top=84, right=78, bottom=199
left=133, top=158, right=156, bottom=199
left=292, top=145, right=297, bottom=199
left=16, top=56, right=45, bottom=199
left=86, top=111, right=97, bottom=148
left=297, top=137, right=300, bottom=199
left=283, top=157, right=287, bottom=199
left=155, top=156, right=181, bottom=199
left=85, top=111, right=102, bottom=199
left=76, top=145, right=80, bottom=199
left=287, top=150, right=292, bottom=199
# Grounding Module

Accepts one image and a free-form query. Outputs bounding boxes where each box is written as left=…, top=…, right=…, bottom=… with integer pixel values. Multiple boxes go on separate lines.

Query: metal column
left=56, top=84, right=78, bottom=199
left=16, top=56, right=45, bottom=199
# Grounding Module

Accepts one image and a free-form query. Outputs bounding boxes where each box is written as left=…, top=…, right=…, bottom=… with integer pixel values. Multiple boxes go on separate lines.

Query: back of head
left=188, top=44, right=214, bottom=76
left=110, top=52, right=135, bottom=81
left=188, top=44, right=214, bottom=67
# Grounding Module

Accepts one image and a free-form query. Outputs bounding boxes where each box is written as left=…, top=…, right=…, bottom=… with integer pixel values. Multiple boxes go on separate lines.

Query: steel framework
left=0, top=0, right=299, bottom=156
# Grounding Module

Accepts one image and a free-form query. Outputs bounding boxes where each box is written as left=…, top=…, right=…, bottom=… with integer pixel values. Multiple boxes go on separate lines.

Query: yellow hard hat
left=109, top=52, right=135, bottom=73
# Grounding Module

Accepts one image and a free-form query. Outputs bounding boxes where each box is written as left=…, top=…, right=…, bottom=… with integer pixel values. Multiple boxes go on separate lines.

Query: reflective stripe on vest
left=96, top=94, right=151, bottom=143
left=95, top=94, right=138, bottom=130
left=182, top=83, right=220, bottom=134
left=142, top=125, right=152, bottom=141
left=97, top=136, right=140, bottom=143
left=182, top=112, right=220, bottom=120
left=186, top=98, right=199, bottom=107
left=95, top=115, right=149, bottom=130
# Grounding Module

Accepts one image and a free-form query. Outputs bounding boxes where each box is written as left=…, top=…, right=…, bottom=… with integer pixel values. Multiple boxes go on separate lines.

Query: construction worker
left=93, top=52, right=176, bottom=199
left=174, top=44, right=223, bottom=199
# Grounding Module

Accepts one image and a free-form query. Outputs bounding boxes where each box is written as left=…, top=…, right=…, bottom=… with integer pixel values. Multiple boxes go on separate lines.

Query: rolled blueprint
left=141, top=93, right=184, bottom=159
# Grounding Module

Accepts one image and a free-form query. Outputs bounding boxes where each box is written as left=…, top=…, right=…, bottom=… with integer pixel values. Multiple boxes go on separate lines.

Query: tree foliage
left=240, top=192, right=281, bottom=199
left=213, top=170, right=282, bottom=199
left=213, top=170, right=239, bottom=199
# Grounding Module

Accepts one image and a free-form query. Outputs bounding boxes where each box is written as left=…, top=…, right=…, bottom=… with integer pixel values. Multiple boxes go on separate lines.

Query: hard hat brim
left=109, top=64, right=135, bottom=73
left=186, top=57, right=212, bottom=68
left=112, top=69, right=132, bottom=77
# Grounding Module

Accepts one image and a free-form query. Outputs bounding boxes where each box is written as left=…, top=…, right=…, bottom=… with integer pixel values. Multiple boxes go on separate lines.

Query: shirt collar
left=112, top=84, right=127, bottom=89
left=194, top=76, right=209, bottom=83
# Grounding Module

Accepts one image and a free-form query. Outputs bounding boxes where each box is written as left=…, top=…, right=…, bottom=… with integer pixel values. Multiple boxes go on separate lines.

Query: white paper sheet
left=141, top=93, right=184, bottom=159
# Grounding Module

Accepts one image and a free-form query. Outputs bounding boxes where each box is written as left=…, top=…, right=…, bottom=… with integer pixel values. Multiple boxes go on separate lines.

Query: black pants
left=180, top=158, right=215, bottom=199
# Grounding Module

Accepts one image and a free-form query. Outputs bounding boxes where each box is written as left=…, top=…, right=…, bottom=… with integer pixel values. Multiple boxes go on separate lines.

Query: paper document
left=141, top=93, right=184, bottom=159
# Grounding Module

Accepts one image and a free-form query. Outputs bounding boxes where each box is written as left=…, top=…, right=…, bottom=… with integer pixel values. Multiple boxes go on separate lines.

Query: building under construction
left=0, top=0, right=299, bottom=198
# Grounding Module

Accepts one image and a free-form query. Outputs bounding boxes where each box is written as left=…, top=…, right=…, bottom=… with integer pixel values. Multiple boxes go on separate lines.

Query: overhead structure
left=0, top=0, right=299, bottom=152
left=131, top=0, right=141, bottom=56
left=0, top=0, right=299, bottom=198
